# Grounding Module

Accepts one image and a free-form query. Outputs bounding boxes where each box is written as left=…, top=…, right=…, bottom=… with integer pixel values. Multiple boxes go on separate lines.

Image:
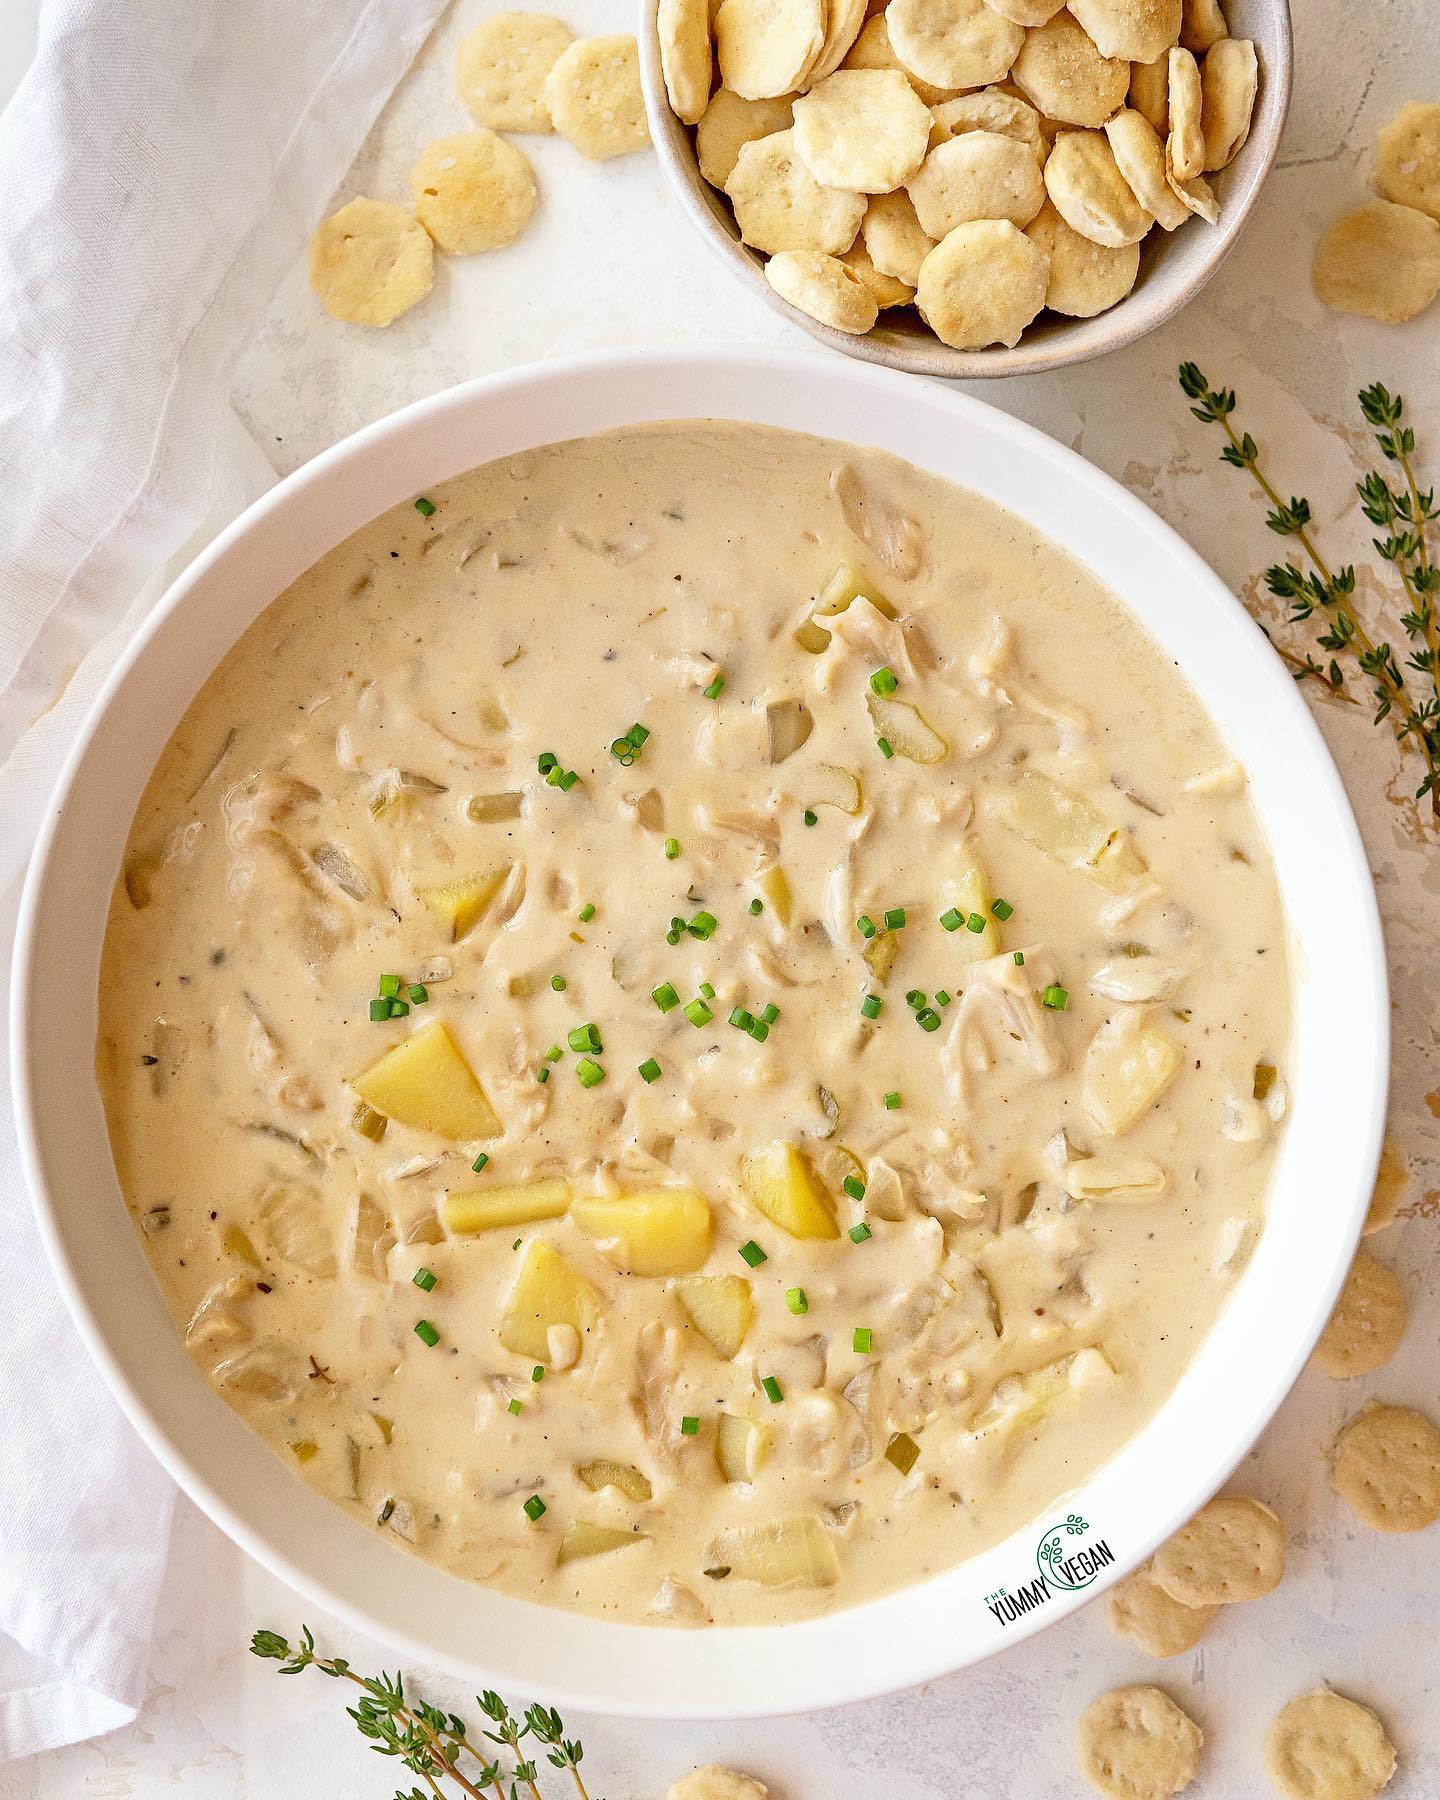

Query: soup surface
left=98, top=423, right=1290, bottom=1626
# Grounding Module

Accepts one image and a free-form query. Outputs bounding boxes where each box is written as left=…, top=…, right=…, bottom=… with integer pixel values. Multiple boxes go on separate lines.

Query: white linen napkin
left=0, top=0, right=445, bottom=1758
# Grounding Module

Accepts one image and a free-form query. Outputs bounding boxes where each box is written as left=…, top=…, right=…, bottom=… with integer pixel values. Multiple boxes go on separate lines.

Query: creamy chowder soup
left=98, top=423, right=1290, bottom=1627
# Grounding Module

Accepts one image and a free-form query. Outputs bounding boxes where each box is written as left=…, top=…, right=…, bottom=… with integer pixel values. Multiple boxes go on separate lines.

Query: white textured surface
left=10, top=0, right=1440, bottom=1793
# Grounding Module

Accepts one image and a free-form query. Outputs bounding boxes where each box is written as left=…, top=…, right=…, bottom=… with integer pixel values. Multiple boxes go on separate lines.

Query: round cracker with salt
left=726, top=127, right=867, bottom=252
left=1129, top=55, right=1170, bottom=133
left=455, top=13, right=573, bottom=133
left=907, top=129, right=1046, bottom=235
left=915, top=217, right=1049, bottom=347
left=1313, top=200, right=1440, bottom=324
left=1313, top=1249, right=1407, bottom=1379
left=1166, top=46, right=1204, bottom=179
left=1025, top=197, right=1139, bottom=312
left=1200, top=36, right=1257, bottom=171
left=1374, top=101, right=1440, bottom=224
left=1075, top=1686, right=1203, bottom=1800
left=309, top=198, right=434, bottom=327
left=805, top=0, right=871, bottom=85
left=842, top=15, right=953, bottom=105
left=696, top=89, right=794, bottom=188
left=793, top=69, right=933, bottom=191
left=765, top=248, right=880, bottom=330
left=1045, top=128, right=1153, bottom=245
left=1105, top=1564, right=1217, bottom=1659
left=1180, top=0, right=1226, bottom=54
left=659, top=0, right=714, bottom=126
left=1167, top=162, right=1218, bottom=221
left=1069, top=0, right=1182, bottom=65
left=716, top=0, right=825, bottom=99
left=862, top=186, right=937, bottom=281
left=887, top=0, right=1024, bottom=93
left=1364, top=1140, right=1408, bottom=1235
left=1011, top=14, right=1130, bottom=128
left=544, top=36, right=650, bottom=158
left=1106, top=108, right=1190, bottom=228
left=840, top=236, right=915, bottom=305
left=1151, top=1495, right=1285, bottom=1605
left=932, top=87, right=1046, bottom=157
left=1331, top=1402, right=1440, bottom=1532
left=410, top=131, right=537, bottom=254
left=1263, top=1691, right=1398, bottom=1800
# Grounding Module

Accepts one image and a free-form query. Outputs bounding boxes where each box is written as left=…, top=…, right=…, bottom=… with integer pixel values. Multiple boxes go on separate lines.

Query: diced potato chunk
left=944, top=850, right=999, bottom=961
left=571, top=1189, right=711, bottom=1276
left=419, top=867, right=508, bottom=942
left=970, top=1348, right=1115, bottom=1438
left=739, top=1143, right=839, bottom=1240
left=815, top=563, right=896, bottom=621
left=557, top=1521, right=648, bottom=1565
left=577, top=1460, right=653, bottom=1502
left=1005, top=769, right=1109, bottom=865
left=759, top=865, right=793, bottom=927
left=222, top=1224, right=262, bottom=1268
left=1089, top=829, right=1149, bottom=893
left=866, top=692, right=947, bottom=764
left=807, top=763, right=863, bottom=814
left=716, top=1413, right=771, bottom=1483
left=675, top=1274, right=754, bottom=1358
left=1083, top=1011, right=1181, bottom=1136
left=443, top=1177, right=571, bottom=1235
left=352, top=1022, right=502, bottom=1140
left=499, top=1241, right=599, bottom=1361
left=707, top=1514, right=841, bottom=1588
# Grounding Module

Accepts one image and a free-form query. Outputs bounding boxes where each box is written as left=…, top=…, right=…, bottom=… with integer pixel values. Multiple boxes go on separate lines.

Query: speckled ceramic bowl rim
left=13, top=348, right=1384, bottom=1719
left=639, top=2, right=1293, bottom=376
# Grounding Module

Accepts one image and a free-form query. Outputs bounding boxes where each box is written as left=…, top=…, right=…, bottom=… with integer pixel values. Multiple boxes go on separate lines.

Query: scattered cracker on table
left=667, top=1767, right=769, bottom=1800
left=1075, top=1685, right=1203, bottom=1800
left=1331, top=1401, right=1440, bottom=1532
left=1105, top=1563, right=1216, bottom=1659
left=1312, top=1248, right=1408, bottom=1379
left=1263, top=1690, right=1397, bottom=1800
left=1364, top=1140, right=1408, bottom=1235
left=308, top=197, right=434, bottom=326
left=1373, top=100, right=1440, bottom=223
left=1313, top=199, right=1440, bottom=323
left=455, top=12, right=574, bottom=132
left=411, top=130, right=538, bottom=254
left=765, top=247, right=880, bottom=329
left=545, top=34, right=651, bottom=158
left=1151, top=1495, right=1285, bottom=1606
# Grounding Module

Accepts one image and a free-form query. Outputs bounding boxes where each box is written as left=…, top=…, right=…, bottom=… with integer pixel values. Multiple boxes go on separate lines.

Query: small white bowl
left=13, top=349, right=1381, bottom=1719
left=640, top=2, right=1293, bottom=377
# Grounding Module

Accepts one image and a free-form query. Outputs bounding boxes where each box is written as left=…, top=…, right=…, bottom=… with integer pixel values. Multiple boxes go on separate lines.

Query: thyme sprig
left=251, top=1628, right=592, bottom=1800
left=1178, top=363, right=1440, bottom=815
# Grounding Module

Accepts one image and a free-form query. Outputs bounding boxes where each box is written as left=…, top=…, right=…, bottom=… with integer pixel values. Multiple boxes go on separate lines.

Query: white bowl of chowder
left=14, top=349, right=1384, bottom=1719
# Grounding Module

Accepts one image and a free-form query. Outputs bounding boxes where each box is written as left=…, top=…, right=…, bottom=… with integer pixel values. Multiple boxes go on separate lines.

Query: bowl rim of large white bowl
left=13, top=347, right=1385, bottom=1721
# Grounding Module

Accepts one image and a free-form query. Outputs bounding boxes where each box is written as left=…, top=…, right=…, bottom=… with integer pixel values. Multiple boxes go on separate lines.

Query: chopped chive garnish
left=729, top=1006, right=755, bottom=1030
left=739, top=1240, right=767, bottom=1267
left=699, top=981, right=716, bottom=999
left=916, top=1008, right=941, bottom=1032
left=568, top=1024, right=601, bottom=1054
left=749, top=897, right=763, bottom=915
left=413, top=1319, right=439, bottom=1346
left=368, top=998, right=390, bottom=1022
left=869, top=666, right=898, bottom=695
left=576, top=1056, right=606, bottom=1087
left=610, top=736, right=637, bottom=765
left=966, top=912, right=986, bottom=934
left=991, top=898, right=1014, bottom=921
left=629, top=722, right=650, bottom=747
left=883, top=1090, right=901, bottom=1109
left=683, top=998, right=713, bottom=1027
left=652, top=981, right=680, bottom=1012
left=703, top=674, right=725, bottom=699
left=760, top=1002, right=779, bottom=1025
left=664, top=837, right=680, bottom=860
left=940, top=907, right=964, bottom=932
left=860, top=993, right=882, bottom=1020
left=390, top=999, right=410, bottom=1018
left=786, top=1287, right=809, bottom=1315
left=905, top=988, right=925, bottom=1008
left=856, top=914, right=877, bottom=938
left=537, top=1066, right=550, bottom=1083
left=842, top=1174, right=866, bottom=1201
left=578, top=902, right=596, bottom=922
left=557, top=769, right=579, bottom=791
left=884, top=907, right=907, bottom=930
left=748, top=1019, right=769, bottom=1043
left=537, top=752, right=557, bottom=773
left=379, top=973, right=401, bottom=998
left=853, top=1327, right=873, bottom=1354
left=414, top=496, right=436, bottom=517
left=666, top=927, right=682, bottom=945
left=545, top=1043, right=563, bottom=1062
left=1014, top=950, right=1025, bottom=966
left=877, top=737, right=894, bottom=759
left=472, top=1151, right=489, bottom=1173
left=761, top=1376, right=784, bottom=1404
left=531, top=1365, right=544, bottom=1383
left=1041, top=985, right=1069, bottom=1010
left=522, top=1494, right=546, bottom=1521
left=688, top=910, right=718, bottom=939
left=849, top=1222, right=872, bottom=1244
left=935, top=988, right=952, bottom=1007
left=638, top=1056, right=662, bottom=1083
left=550, top=974, right=566, bottom=992
left=681, top=1415, right=700, bottom=1435
left=408, top=983, right=429, bottom=1005
left=507, top=1398, right=522, bottom=1416
left=412, top=1267, right=437, bottom=1292
left=803, top=809, right=818, bottom=827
